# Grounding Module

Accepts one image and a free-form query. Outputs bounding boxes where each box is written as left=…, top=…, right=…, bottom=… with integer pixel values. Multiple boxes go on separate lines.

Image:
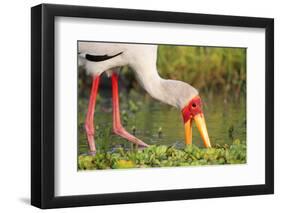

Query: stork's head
left=158, top=80, right=212, bottom=148
left=181, top=96, right=211, bottom=148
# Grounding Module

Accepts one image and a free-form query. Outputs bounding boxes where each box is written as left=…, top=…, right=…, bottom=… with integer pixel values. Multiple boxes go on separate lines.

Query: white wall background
left=0, top=0, right=279, bottom=212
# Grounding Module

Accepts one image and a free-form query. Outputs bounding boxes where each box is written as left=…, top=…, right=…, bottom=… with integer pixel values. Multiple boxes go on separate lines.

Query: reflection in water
left=78, top=88, right=246, bottom=154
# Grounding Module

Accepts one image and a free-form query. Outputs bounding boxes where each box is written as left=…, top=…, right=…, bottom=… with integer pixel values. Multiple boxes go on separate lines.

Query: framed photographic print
left=31, top=3, right=274, bottom=209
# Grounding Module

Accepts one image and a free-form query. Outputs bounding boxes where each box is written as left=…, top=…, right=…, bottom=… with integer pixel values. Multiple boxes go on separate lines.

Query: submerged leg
left=85, top=75, right=100, bottom=155
left=111, top=73, right=149, bottom=147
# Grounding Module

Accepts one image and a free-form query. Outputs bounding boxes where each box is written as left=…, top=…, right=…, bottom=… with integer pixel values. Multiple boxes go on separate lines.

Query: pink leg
left=85, top=75, right=100, bottom=155
left=111, top=73, right=149, bottom=147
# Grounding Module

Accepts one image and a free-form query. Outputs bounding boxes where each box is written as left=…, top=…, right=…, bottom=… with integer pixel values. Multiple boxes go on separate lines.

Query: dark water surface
left=78, top=90, right=246, bottom=154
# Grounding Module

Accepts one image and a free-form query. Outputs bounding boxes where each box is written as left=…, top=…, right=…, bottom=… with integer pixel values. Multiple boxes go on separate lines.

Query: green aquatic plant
left=128, top=100, right=139, bottom=113
left=158, top=127, right=163, bottom=138
left=95, top=125, right=112, bottom=152
left=131, top=125, right=136, bottom=135
left=228, top=125, right=234, bottom=140
left=78, top=140, right=246, bottom=170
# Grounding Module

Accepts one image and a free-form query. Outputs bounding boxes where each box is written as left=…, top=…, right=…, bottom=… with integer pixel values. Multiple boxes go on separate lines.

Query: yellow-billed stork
left=78, top=42, right=211, bottom=155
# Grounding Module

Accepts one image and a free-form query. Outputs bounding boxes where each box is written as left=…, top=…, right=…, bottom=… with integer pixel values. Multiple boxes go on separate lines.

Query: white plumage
left=78, top=42, right=198, bottom=109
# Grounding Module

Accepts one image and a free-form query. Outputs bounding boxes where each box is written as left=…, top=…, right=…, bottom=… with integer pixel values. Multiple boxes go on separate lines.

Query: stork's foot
left=85, top=133, right=97, bottom=154
left=113, top=126, right=149, bottom=147
left=80, top=150, right=96, bottom=156
left=87, top=150, right=96, bottom=156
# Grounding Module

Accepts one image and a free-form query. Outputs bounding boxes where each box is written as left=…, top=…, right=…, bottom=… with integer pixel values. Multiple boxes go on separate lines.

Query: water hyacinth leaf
left=78, top=140, right=246, bottom=170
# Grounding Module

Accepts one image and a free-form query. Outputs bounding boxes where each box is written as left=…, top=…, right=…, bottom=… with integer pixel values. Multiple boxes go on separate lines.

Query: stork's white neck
left=131, top=64, right=198, bottom=109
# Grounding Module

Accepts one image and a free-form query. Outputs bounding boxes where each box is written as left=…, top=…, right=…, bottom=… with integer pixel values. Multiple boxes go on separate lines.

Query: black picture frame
left=31, top=3, right=274, bottom=209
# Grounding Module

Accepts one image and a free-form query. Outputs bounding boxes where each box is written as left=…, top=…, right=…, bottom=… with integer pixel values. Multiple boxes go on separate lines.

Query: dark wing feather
left=85, top=52, right=123, bottom=62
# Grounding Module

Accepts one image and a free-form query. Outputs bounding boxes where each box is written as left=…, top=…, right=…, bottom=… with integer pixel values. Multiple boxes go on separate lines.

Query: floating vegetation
left=78, top=139, right=246, bottom=170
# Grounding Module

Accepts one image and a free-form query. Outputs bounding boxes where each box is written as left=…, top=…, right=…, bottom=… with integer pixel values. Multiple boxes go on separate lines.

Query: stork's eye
left=192, top=103, right=197, bottom=108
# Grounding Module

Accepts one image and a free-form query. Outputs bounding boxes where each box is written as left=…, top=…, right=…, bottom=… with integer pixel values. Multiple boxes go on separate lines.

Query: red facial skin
left=181, top=96, right=203, bottom=123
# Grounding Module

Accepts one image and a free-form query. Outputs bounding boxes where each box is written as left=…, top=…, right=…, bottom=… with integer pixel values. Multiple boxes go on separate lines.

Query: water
left=78, top=89, right=246, bottom=154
